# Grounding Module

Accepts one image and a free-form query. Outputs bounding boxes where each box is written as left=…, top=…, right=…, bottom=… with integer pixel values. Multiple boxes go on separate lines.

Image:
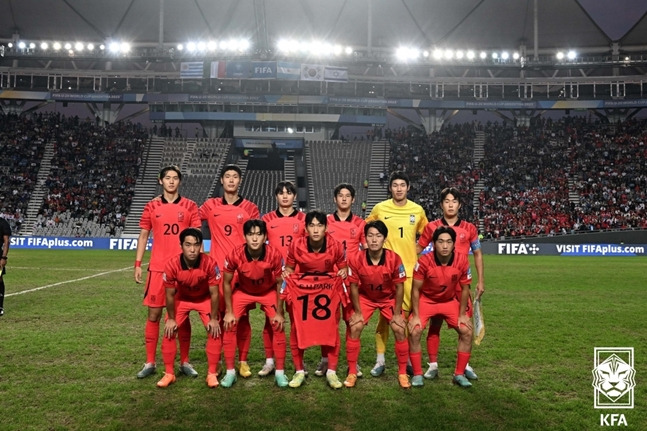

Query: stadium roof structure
left=1, top=0, right=646, bottom=56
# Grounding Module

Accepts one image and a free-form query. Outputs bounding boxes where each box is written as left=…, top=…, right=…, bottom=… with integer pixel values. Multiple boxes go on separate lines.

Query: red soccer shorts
left=173, top=297, right=213, bottom=328
left=232, top=289, right=278, bottom=320
left=142, top=271, right=166, bottom=308
left=416, top=296, right=460, bottom=330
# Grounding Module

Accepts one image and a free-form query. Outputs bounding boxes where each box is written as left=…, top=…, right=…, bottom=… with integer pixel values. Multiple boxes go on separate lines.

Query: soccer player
left=284, top=210, right=347, bottom=389
left=408, top=226, right=473, bottom=388
left=156, top=228, right=222, bottom=388
left=415, top=187, right=484, bottom=380
left=221, top=219, right=287, bottom=388
left=134, top=166, right=201, bottom=379
left=323, top=183, right=366, bottom=377
left=0, top=216, right=11, bottom=317
left=344, top=221, right=411, bottom=389
left=260, top=181, right=306, bottom=377
left=199, top=164, right=262, bottom=378
left=365, top=171, right=428, bottom=376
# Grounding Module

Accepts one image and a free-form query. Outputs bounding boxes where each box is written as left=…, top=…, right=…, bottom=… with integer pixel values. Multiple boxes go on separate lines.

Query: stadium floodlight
left=187, top=42, right=197, bottom=52
left=345, top=46, right=353, bottom=55
left=75, top=42, right=84, bottom=52
left=120, top=42, right=131, bottom=53
left=491, top=52, right=499, bottom=59
left=197, top=41, right=206, bottom=51
left=432, top=48, right=443, bottom=60
left=53, top=42, right=61, bottom=50
left=237, top=39, right=250, bottom=52
left=207, top=40, right=217, bottom=51
left=99, top=44, right=105, bottom=50
left=422, top=50, right=429, bottom=58
left=512, top=52, right=520, bottom=60
left=501, top=51, right=509, bottom=60
left=444, top=49, right=453, bottom=60
left=567, top=50, right=576, bottom=60
left=466, top=50, right=475, bottom=60
left=18, top=41, right=26, bottom=49
left=556, top=51, right=565, bottom=60
left=64, top=43, right=72, bottom=50
left=87, top=43, right=95, bottom=51
left=40, top=42, right=49, bottom=50
left=176, top=43, right=184, bottom=51
left=395, top=46, right=419, bottom=62
left=333, top=44, right=343, bottom=55
left=29, top=42, right=36, bottom=49
left=479, top=51, right=487, bottom=59
left=287, top=127, right=294, bottom=133
left=455, top=50, right=464, bottom=60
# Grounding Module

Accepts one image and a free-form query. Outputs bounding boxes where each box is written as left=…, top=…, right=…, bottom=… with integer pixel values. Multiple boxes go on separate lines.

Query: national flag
left=301, top=63, right=324, bottom=81
left=210, top=61, right=226, bottom=78
left=277, top=61, right=301, bottom=80
left=324, top=66, right=348, bottom=82
left=180, top=62, right=204, bottom=79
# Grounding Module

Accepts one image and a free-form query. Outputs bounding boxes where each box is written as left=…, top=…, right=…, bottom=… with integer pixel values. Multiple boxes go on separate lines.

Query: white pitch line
left=5, top=266, right=133, bottom=297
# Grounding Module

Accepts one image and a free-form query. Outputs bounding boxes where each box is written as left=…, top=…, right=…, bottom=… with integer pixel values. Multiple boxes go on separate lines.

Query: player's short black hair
left=220, top=164, right=242, bottom=179
left=389, top=171, right=410, bottom=187
left=243, top=219, right=267, bottom=236
left=433, top=225, right=456, bottom=243
left=159, top=165, right=182, bottom=181
left=274, top=181, right=297, bottom=196
left=440, top=187, right=462, bottom=204
left=180, top=227, right=203, bottom=244
left=334, top=183, right=356, bottom=198
left=305, top=210, right=327, bottom=226
left=364, top=220, right=388, bottom=238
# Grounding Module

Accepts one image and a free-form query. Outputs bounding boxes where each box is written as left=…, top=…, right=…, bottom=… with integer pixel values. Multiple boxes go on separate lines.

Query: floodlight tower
left=254, top=0, right=269, bottom=57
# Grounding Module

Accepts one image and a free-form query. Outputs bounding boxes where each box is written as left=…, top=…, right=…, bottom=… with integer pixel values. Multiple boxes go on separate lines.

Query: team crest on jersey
left=350, top=228, right=357, bottom=238
left=293, top=224, right=300, bottom=233
left=178, top=212, right=185, bottom=222
left=409, top=215, right=416, bottom=225
left=237, top=213, right=244, bottom=224
left=325, top=259, right=332, bottom=269
left=452, top=274, right=458, bottom=283
left=459, top=232, right=466, bottom=242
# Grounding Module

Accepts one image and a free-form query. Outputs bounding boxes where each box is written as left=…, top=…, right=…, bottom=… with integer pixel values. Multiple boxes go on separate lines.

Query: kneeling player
left=408, top=226, right=474, bottom=388
left=157, top=228, right=222, bottom=388
left=345, top=221, right=411, bottom=389
left=221, top=220, right=287, bottom=388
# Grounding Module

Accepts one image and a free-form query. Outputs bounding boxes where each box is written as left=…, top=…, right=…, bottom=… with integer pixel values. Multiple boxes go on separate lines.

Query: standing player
left=408, top=226, right=473, bottom=388
left=134, top=166, right=201, bottom=379
left=283, top=210, right=347, bottom=389
left=199, top=164, right=262, bottom=378
left=415, top=187, right=484, bottom=380
left=344, top=221, right=411, bottom=389
left=323, top=183, right=366, bottom=377
left=221, top=220, right=287, bottom=388
left=0, top=216, right=11, bottom=317
left=260, top=181, right=306, bottom=377
left=156, top=228, right=222, bottom=388
left=365, top=171, right=428, bottom=376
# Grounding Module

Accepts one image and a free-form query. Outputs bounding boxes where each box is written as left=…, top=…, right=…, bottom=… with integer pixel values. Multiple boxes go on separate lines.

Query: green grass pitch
left=1, top=250, right=645, bottom=430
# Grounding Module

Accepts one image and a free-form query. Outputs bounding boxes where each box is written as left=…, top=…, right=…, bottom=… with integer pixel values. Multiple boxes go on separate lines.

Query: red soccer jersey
left=199, top=196, right=260, bottom=267
left=139, top=196, right=200, bottom=272
left=262, top=209, right=306, bottom=261
left=413, top=252, right=472, bottom=303
left=284, top=273, right=343, bottom=349
left=223, top=243, right=283, bottom=295
left=326, top=212, right=366, bottom=259
left=285, top=234, right=347, bottom=273
left=163, top=252, right=220, bottom=302
left=418, top=218, right=480, bottom=255
left=348, top=249, right=407, bottom=302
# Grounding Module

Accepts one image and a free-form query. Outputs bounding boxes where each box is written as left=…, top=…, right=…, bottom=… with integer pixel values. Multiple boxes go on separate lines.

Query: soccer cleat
left=424, top=363, right=439, bottom=380
left=356, top=364, right=363, bottom=378
left=288, top=371, right=306, bottom=388
left=275, top=373, right=289, bottom=388
left=326, top=372, right=343, bottom=389
left=137, top=363, right=156, bottom=379
left=453, top=374, right=473, bottom=388
left=258, top=363, right=275, bottom=377
left=238, top=362, right=252, bottom=378
left=0, top=307, right=4, bottom=316
left=220, top=373, right=237, bottom=388
left=314, top=359, right=328, bottom=377
left=411, top=375, right=424, bottom=387
left=343, top=374, right=358, bottom=388
left=156, top=373, right=176, bottom=388
left=370, top=363, right=385, bottom=377
left=464, top=367, right=479, bottom=380
left=206, top=373, right=219, bottom=388
left=398, top=374, right=412, bottom=389
left=406, top=364, right=415, bottom=376
left=179, top=362, right=198, bottom=378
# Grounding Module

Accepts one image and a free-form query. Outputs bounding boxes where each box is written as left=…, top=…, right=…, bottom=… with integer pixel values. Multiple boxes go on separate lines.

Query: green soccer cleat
left=220, top=373, right=237, bottom=388
left=137, top=363, right=157, bottom=379
left=411, top=375, right=424, bottom=387
left=464, top=367, right=478, bottom=380
left=275, top=373, right=289, bottom=388
left=326, top=372, right=343, bottom=389
left=288, top=371, right=306, bottom=388
left=179, top=362, right=198, bottom=378
left=453, top=374, right=473, bottom=388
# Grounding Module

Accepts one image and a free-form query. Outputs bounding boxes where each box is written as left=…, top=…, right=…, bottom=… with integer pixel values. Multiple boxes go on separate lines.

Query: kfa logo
left=497, top=243, right=539, bottom=255
left=593, top=347, right=635, bottom=409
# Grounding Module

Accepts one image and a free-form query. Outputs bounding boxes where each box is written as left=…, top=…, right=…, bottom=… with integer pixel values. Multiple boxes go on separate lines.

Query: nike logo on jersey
left=156, top=214, right=163, bottom=218
left=271, top=225, right=279, bottom=229
left=384, top=216, right=393, bottom=219
left=213, top=214, right=221, bottom=217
